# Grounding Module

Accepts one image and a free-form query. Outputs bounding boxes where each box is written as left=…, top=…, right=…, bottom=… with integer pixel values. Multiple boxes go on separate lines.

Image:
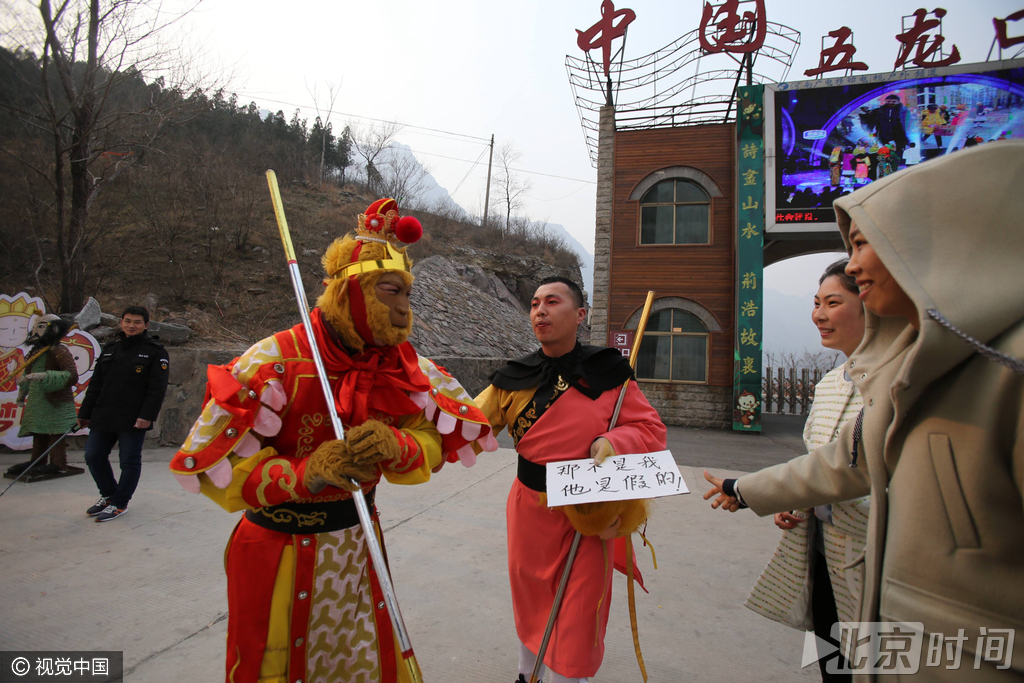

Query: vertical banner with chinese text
left=733, top=85, right=765, bottom=432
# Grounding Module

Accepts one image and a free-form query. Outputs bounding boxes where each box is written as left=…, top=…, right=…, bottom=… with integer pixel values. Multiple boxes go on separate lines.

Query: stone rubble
left=409, top=247, right=589, bottom=361
left=409, top=256, right=537, bottom=358
left=74, top=297, right=101, bottom=330
left=73, top=300, right=193, bottom=346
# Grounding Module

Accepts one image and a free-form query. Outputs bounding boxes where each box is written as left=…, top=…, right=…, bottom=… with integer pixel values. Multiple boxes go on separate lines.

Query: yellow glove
left=345, top=419, right=402, bottom=466
left=302, top=420, right=402, bottom=493
left=303, top=440, right=363, bottom=493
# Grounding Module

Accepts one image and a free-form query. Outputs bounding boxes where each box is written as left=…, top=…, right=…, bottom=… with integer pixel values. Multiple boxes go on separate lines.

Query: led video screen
left=772, top=66, right=1024, bottom=225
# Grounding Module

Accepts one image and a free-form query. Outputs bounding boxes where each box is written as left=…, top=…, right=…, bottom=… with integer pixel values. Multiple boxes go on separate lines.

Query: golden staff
left=265, top=171, right=424, bottom=683
left=530, top=290, right=656, bottom=683
left=10, top=323, right=80, bottom=379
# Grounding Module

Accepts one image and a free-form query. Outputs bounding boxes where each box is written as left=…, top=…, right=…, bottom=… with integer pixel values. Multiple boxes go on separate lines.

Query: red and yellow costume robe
left=0, top=345, right=25, bottom=394
left=475, top=372, right=666, bottom=679
left=170, top=309, right=495, bottom=683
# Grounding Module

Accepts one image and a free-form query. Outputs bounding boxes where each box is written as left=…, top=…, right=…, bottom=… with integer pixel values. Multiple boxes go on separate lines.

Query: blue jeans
left=84, top=430, right=147, bottom=509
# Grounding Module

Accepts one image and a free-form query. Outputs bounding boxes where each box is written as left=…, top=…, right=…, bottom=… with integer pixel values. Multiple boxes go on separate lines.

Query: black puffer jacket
left=78, top=331, right=170, bottom=432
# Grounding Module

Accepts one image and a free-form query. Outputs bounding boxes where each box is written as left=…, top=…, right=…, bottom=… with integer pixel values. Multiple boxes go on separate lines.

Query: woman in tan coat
left=705, top=141, right=1024, bottom=681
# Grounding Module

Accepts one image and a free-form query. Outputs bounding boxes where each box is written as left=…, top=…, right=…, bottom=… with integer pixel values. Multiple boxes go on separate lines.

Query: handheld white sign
left=545, top=450, right=688, bottom=507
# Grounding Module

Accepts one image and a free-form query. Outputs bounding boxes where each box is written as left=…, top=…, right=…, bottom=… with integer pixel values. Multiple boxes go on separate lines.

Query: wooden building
left=592, top=111, right=736, bottom=428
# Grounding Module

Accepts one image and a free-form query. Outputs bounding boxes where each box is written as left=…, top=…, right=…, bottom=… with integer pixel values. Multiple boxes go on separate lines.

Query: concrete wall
left=154, top=347, right=248, bottom=447
left=638, top=381, right=732, bottom=429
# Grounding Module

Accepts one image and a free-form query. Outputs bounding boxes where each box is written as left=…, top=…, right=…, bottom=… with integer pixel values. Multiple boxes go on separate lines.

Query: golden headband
left=334, top=240, right=412, bottom=280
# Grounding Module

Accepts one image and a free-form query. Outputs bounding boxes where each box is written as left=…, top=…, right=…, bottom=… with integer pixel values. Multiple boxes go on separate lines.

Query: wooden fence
left=761, top=367, right=826, bottom=416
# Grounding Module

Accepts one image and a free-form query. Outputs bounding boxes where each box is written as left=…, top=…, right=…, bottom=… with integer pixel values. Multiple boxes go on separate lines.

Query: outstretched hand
left=702, top=470, right=741, bottom=512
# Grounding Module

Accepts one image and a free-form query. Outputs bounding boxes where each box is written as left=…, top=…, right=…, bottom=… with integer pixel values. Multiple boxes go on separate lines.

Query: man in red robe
left=474, top=277, right=667, bottom=683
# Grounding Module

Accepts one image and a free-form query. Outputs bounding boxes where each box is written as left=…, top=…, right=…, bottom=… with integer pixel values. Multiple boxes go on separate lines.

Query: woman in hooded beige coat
left=706, top=141, right=1024, bottom=681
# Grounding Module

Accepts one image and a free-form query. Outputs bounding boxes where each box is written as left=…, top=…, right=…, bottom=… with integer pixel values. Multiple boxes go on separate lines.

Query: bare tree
left=306, top=79, right=339, bottom=188
left=377, top=145, right=431, bottom=209
left=492, top=141, right=531, bottom=238
left=0, top=0, right=213, bottom=312
left=350, top=119, right=401, bottom=196
left=427, top=195, right=471, bottom=223
left=764, top=349, right=841, bottom=373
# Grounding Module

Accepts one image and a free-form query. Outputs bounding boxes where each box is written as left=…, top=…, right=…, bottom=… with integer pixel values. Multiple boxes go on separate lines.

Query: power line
left=235, top=93, right=492, bottom=143
left=524, top=183, right=594, bottom=202
left=242, top=92, right=595, bottom=185
left=451, top=147, right=489, bottom=196
left=397, top=127, right=491, bottom=146
left=409, top=148, right=595, bottom=185
left=510, top=166, right=595, bottom=185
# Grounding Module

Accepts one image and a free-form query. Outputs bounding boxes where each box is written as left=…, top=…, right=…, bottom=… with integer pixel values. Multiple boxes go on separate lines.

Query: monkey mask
left=316, top=198, right=423, bottom=353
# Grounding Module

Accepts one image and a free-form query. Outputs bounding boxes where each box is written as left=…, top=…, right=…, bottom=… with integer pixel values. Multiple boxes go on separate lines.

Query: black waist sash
left=245, top=489, right=375, bottom=534
left=517, top=454, right=547, bottom=493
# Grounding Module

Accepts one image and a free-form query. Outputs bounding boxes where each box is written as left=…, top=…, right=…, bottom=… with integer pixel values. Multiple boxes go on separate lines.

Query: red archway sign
left=698, top=0, right=767, bottom=54
left=576, top=0, right=636, bottom=76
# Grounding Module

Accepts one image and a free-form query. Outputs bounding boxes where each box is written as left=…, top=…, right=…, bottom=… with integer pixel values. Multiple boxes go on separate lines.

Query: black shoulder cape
left=489, top=342, right=633, bottom=401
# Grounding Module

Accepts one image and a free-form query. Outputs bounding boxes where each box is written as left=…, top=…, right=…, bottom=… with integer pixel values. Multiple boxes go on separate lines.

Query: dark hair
left=122, top=306, right=150, bottom=324
left=537, top=277, right=584, bottom=309
left=819, top=257, right=858, bottom=295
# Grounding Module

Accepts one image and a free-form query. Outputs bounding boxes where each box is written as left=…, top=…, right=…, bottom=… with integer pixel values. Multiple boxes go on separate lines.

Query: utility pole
left=482, top=134, right=494, bottom=228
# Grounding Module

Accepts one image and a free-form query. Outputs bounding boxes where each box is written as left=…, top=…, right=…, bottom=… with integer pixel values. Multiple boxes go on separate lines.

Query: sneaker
left=94, top=505, right=127, bottom=522
left=86, top=498, right=109, bottom=516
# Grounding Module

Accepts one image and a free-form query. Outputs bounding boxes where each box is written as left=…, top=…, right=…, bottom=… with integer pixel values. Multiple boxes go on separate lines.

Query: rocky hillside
left=39, top=183, right=586, bottom=361
left=49, top=237, right=586, bottom=448
left=409, top=247, right=586, bottom=359
left=9, top=182, right=585, bottom=356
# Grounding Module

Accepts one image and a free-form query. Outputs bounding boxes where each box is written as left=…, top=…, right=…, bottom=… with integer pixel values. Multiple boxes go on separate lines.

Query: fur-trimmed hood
left=833, top=140, right=1024, bottom=397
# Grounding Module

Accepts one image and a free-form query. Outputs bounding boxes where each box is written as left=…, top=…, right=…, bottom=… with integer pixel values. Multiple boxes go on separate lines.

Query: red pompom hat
left=329, top=198, right=423, bottom=281
left=357, top=198, right=422, bottom=246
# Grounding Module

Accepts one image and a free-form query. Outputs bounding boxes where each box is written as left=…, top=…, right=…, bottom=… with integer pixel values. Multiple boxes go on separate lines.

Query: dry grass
left=12, top=182, right=579, bottom=346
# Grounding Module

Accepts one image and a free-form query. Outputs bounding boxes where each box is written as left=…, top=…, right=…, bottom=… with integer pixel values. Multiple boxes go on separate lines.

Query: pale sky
left=172, top=0, right=1017, bottom=295
left=8, top=0, right=1018, bottom=299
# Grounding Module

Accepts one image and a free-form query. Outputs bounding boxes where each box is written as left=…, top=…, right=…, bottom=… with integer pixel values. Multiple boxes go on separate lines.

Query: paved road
left=670, top=413, right=807, bottom=471
left=0, top=423, right=815, bottom=683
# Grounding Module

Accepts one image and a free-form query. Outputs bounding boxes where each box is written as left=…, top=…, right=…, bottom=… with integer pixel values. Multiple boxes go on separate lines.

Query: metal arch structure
left=567, top=22, right=801, bottom=165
